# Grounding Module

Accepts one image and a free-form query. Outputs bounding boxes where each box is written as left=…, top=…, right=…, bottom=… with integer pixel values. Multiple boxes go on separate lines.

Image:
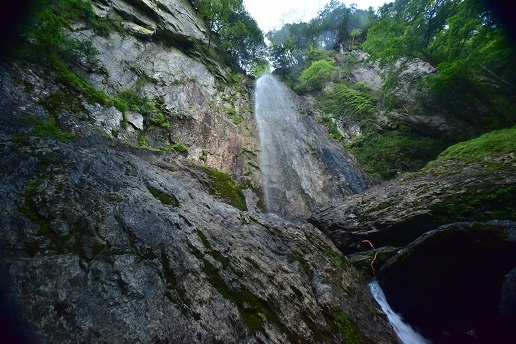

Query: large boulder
left=310, top=156, right=516, bottom=254
left=378, top=221, right=516, bottom=343
left=0, top=113, right=398, bottom=343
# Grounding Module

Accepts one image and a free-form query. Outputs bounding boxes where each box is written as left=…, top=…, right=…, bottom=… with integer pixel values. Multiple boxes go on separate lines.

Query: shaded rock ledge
left=310, top=155, right=516, bottom=255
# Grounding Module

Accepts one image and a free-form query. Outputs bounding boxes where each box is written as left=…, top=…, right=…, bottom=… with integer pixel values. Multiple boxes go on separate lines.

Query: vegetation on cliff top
left=422, top=128, right=516, bottom=222
left=433, top=127, right=516, bottom=163
left=423, top=127, right=516, bottom=173
left=191, top=0, right=268, bottom=75
left=267, top=0, right=515, bottom=180
left=7, top=0, right=514, bottom=182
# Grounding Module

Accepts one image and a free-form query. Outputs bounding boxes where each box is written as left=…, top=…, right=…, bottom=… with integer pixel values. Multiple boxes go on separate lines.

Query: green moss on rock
left=147, top=185, right=179, bottom=206
left=434, top=127, right=516, bottom=163
left=431, top=185, right=516, bottom=222
left=203, top=167, right=247, bottom=211
left=323, top=308, right=366, bottom=344
left=34, top=118, right=76, bottom=143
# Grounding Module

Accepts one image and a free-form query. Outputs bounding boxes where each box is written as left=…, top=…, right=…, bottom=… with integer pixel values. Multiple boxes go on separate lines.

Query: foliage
left=113, top=90, right=156, bottom=116
left=18, top=112, right=76, bottom=143
left=34, top=118, right=76, bottom=143
left=250, top=59, right=270, bottom=77
left=267, top=22, right=315, bottom=70
left=170, top=143, right=189, bottom=153
left=226, top=107, right=244, bottom=125
left=348, top=131, right=448, bottom=180
left=316, top=82, right=450, bottom=180
left=21, top=0, right=111, bottom=63
left=363, top=0, right=516, bottom=125
left=323, top=308, right=365, bottom=344
left=147, top=185, right=180, bottom=206
left=267, top=2, right=375, bottom=74
left=431, top=185, right=516, bottom=222
left=194, top=0, right=267, bottom=74
left=295, top=59, right=338, bottom=93
left=430, top=127, right=516, bottom=164
left=349, top=28, right=362, bottom=49
left=317, top=83, right=375, bottom=121
left=11, top=0, right=119, bottom=108
left=415, top=128, right=516, bottom=222
left=203, top=167, right=247, bottom=211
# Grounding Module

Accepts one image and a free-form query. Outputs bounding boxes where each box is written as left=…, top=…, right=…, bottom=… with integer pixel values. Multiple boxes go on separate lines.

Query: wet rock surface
left=310, top=147, right=516, bottom=343
left=310, top=157, right=516, bottom=254
left=0, top=116, right=398, bottom=343
left=378, top=221, right=516, bottom=343
left=254, top=75, right=374, bottom=222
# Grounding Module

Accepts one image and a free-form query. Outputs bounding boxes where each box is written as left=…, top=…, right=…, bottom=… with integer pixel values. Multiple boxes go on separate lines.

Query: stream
left=368, top=279, right=431, bottom=344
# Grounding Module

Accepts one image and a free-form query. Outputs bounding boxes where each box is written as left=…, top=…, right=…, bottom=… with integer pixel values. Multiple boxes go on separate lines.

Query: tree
left=349, top=28, right=362, bottom=50
left=196, top=0, right=240, bottom=49
left=363, top=0, right=515, bottom=92
left=363, top=0, right=516, bottom=127
left=194, top=0, right=267, bottom=74
left=222, top=9, right=266, bottom=73
left=296, top=59, right=338, bottom=93
left=267, top=22, right=315, bottom=70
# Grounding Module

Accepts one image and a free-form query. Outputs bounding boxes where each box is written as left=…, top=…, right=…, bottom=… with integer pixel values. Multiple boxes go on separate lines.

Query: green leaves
left=296, top=59, right=338, bottom=93
left=267, top=3, right=376, bottom=73
left=317, top=83, right=375, bottom=121
left=364, top=0, right=515, bottom=90
left=195, top=0, right=266, bottom=74
left=363, top=0, right=516, bottom=129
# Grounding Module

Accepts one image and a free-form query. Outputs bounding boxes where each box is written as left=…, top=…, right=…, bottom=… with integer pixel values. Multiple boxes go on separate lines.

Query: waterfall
left=254, top=74, right=370, bottom=220
left=368, top=280, right=431, bottom=344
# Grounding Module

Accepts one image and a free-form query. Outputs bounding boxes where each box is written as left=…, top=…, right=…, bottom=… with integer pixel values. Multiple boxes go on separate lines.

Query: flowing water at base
left=368, top=280, right=431, bottom=344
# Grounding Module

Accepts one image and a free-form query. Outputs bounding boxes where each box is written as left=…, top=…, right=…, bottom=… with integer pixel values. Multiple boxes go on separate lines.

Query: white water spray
left=254, top=74, right=370, bottom=220
left=368, top=280, right=431, bottom=344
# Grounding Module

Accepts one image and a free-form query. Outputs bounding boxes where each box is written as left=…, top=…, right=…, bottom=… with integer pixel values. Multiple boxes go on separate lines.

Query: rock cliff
left=0, top=0, right=399, bottom=342
left=0, top=129, right=396, bottom=343
left=311, top=150, right=516, bottom=254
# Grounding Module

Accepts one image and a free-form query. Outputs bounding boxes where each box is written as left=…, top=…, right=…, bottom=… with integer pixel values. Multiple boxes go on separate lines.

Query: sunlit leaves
left=296, top=59, right=338, bottom=93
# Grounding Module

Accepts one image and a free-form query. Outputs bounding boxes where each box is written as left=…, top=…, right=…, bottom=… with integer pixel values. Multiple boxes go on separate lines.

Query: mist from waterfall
left=254, top=74, right=371, bottom=220
left=369, top=280, right=431, bottom=344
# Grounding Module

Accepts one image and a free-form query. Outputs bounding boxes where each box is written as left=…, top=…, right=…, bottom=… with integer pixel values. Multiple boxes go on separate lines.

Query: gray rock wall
left=0, top=117, right=397, bottom=343
left=0, top=1, right=400, bottom=342
left=91, top=0, right=208, bottom=43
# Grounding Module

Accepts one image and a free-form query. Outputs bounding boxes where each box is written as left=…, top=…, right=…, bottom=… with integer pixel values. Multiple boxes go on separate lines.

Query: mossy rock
left=203, top=167, right=247, bottom=211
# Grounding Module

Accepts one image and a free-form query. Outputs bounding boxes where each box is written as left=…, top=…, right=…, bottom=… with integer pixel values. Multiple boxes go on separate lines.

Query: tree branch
left=479, top=64, right=516, bottom=89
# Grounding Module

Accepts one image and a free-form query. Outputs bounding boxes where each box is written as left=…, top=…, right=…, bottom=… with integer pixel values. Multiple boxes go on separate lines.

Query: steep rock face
left=337, top=50, right=471, bottom=141
left=3, top=0, right=261, bottom=188
left=0, top=113, right=397, bottom=343
left=378, top=221, right=516, bottom=343
left=76, top=27, right=259, bottom=183
left=91, top=0, right=208, bottom=43
left=255, top=75, right=374, bottom=222
left=310, top=156, right=516, bottom=254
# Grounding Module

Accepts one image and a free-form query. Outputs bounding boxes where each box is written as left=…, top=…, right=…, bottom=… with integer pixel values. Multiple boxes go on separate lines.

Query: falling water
left=254, top=74, right=370, bottom=220
left=368, top=280, right=431, bottom=344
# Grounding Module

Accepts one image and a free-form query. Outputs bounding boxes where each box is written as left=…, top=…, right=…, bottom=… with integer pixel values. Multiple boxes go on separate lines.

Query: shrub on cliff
left=295, top=59, right=338, bottom=94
